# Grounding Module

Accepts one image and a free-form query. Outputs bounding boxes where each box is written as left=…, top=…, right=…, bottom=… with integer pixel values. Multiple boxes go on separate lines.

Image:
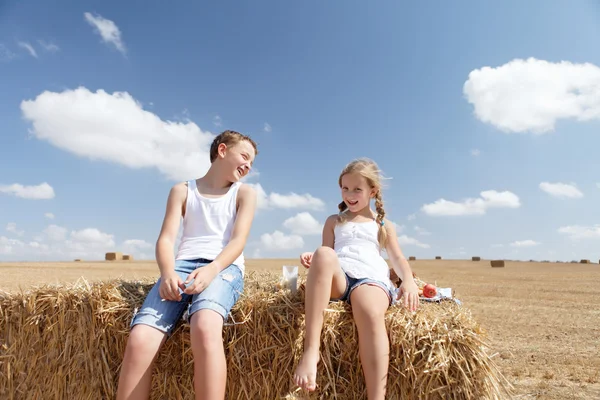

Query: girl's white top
left=334, top=219, right=394, bottom=291
left=175, top=179, right=245, bottom=274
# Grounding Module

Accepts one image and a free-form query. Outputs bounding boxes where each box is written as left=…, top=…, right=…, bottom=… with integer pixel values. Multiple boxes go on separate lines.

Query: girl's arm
left=384, top=219, right=419, bottom=311
left=383, top=219, right=413, bottom=282
left=321, top=215, right=337, bottom=249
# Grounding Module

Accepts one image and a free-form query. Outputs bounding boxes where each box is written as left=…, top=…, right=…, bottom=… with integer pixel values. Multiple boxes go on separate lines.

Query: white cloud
left=260, top=230, right=304, bottom=251
left=491, top=244, right=504, bottom=248
left=0, top=43, right=16, bottom=62
left=17, top=41, right=38, bottom=58
left=84, top=12, right=126, bottom=55
left=407, top=214, right=416, bottom=221
left=248, top=183, right=325, bottom=211
left=283, top=212, right=323, bottom=235
left=45, top=212, right=55, bottom=219
left=398, top=235, right=430, bottom=249
left=122, top=239, right=153, bottom=258
left=392, top=222, right=405, bottom=233
left=0, top=182, right=55, bottom=199
left=464, top=57, right=600, bottom=134
left=264, top=123, right=272, bottom=133
left=539, top=182, right=583, bottom=199
left=422, top=190, right=520, bottom=216
left=414, top=226, right=431, bottom=235
left=251, top=248, right=262, bottom=258
left=0, top=236, right=25, bottom=255
left=21, top=87, right=216, bottom=181
left=38, top=40, right=60, bottom=53
left=213, top=115, right=222, bottom=127
left=596, top=183, right=600, bottom=189
left=558, top=225, right=600, bottom=240
left=510, top=240, right=540, bottom=247
left=6, top=223, right=24, bottom=237
left=470, top=149, right=481, bottom=156
left=44, top=224, right=68, bottom=241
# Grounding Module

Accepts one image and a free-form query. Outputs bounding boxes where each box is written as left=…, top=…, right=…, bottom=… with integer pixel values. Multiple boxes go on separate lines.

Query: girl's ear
left=218, top=143, right=228, bottom=159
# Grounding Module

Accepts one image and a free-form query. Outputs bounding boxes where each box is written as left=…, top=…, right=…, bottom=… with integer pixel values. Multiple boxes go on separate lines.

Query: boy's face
left=340, top=172, right=375, bottom=212
left=219, top=140, right=256, bottom=182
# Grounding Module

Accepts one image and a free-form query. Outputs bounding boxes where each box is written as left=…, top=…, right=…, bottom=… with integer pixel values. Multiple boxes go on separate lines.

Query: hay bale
left=74, top=259, right=82, bottom=262
left=472, top=256, right=481, bottom=261
left=122, top=255, right=133, bottom=261
left=580, top=259, right=590, bottom=264
left=435, top=256, right=442, bottom=260
left=408, top=256, right=416, bottom=261
left=490, top=260, right=505, bottom=268
left=0, top=273, right=510, bottom=399
left=105, top=252, right=122, bottom=261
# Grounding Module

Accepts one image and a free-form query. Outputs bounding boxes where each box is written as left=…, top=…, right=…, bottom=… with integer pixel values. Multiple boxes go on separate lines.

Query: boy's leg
left=294, top=246, right=347, bottom=392
left=116, top=262, right=194, bottom=400
left=349, top=283, right=390, bottom=400
left=187, top=264, right=244, bottom=400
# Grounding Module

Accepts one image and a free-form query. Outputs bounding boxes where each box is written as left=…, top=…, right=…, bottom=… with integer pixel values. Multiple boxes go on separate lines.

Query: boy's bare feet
left=293, top=349, right=320, bottom=391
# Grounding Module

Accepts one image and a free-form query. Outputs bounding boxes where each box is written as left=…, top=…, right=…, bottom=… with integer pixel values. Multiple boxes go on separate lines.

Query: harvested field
left=1, top=259, right=599, bottom=399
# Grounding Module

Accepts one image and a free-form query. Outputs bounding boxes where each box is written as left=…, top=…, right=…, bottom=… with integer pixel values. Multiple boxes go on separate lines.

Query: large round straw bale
left=490, top=260, right=505, bottom=268
left=0, top=273, right=511, bottom=399
left=435, top=256, right=442, bottom=260
left=122, top=255, right=133, bottom=261
left=408, top=256, right=416, bottom=261
left=472, top=256, right=481, bottom=261
left=580, top=259, right=590, bottom=264
left=105, top=252, right=123, bottom=261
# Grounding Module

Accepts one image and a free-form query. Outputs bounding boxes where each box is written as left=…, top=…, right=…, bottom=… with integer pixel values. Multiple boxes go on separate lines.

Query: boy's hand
left=183, top=264, right=219, bottom=295
left=399, top=279, right=419, bottom=312
left=159, top=272, right=185, bottom=301
left=300, top=252, right=313, bottom=269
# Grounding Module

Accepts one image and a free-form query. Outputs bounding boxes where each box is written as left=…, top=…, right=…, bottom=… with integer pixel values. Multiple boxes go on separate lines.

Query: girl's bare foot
left=293, top=349, right=320, bottom=391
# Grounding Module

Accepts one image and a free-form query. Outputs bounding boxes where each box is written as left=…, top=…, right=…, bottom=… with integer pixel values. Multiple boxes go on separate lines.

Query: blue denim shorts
left=130, top=258, right=244, bottom=335
left=333, top=274, right=395, bottom=306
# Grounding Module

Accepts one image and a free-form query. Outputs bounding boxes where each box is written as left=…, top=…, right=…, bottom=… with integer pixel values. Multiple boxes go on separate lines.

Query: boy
left=116, top=130, right=258, bottom=400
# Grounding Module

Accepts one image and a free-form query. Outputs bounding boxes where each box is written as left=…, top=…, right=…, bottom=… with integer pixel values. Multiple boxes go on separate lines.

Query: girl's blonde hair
left=337, top=158, right=388, bottom=249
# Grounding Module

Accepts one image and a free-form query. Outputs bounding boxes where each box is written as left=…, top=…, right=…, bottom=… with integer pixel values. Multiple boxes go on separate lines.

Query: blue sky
left=1, top=0, right=600, bottom=262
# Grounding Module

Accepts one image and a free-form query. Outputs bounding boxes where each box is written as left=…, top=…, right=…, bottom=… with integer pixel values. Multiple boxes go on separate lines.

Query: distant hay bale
left=580, top=259, right=590, bottom=264
left=74, top=259, right=82, bottom=262
left=490, top=260, right=505, bottom=268
left=0, top=273, right=510, bottom=399
left=105, top=252, right=122, bottom=261
left=408, top=256, right=416, bottom=261
left=472, top=256, right=481, bottom=261
left=435, top=256, right=442, bottom=260
left=122, top=255, right=133, bottom=261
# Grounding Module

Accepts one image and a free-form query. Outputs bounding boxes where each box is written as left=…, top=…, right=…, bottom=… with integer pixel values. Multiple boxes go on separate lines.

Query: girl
left=293, top=158, right=419, bottom=399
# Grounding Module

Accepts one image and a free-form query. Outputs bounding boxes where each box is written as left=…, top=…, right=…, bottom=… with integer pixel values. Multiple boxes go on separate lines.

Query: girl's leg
left=189, top=310, right=226, bottom=400
left=350, top=285, right=390, bottom=400
left=293, top=246, right=347, bottom=391
left=116, top=325, right=167, bottom=400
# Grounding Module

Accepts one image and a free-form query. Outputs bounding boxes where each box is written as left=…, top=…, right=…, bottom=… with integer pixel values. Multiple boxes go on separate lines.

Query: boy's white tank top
left=334, top=220, right=393, bottom=289
left=175, top=179, right=245, bottom=274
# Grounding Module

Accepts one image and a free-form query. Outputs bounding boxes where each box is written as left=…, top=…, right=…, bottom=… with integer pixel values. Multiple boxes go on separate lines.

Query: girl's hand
left=399, top=279, right=419, bottom=312
left=300, top=252, right=313, bottom=269
left=159, top=271, right=186, bottom=301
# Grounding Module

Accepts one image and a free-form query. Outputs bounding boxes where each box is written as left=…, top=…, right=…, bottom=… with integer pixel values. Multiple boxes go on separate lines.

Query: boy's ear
left=217, top=143, right=228, bottom=159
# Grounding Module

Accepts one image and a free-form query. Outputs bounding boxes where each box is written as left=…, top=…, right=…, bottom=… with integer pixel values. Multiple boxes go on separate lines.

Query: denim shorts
left=333, top=274, right=395, bottom=306
left=130, top=258, right=244, bottom=335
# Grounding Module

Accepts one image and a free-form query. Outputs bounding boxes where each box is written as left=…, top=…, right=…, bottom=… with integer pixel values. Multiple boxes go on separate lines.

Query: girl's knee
left=312, top=246, right=338, bottom=268
left=125, top=325, right=165, bottom=359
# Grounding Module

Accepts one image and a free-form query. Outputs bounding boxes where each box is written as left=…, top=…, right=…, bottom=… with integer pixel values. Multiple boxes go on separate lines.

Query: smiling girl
left=293, top=158, right=419, bottom=399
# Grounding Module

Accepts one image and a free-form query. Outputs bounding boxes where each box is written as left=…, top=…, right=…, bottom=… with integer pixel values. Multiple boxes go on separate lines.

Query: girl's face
left=340, top=172, right=375, bottom=212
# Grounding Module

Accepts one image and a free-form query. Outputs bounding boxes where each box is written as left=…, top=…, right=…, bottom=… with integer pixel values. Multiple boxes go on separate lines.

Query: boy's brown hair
left=209, top=130, right=258, bottom=163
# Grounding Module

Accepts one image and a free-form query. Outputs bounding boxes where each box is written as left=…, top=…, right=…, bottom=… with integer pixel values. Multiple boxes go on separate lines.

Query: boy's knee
left=190, top=311, right=224, bottom=349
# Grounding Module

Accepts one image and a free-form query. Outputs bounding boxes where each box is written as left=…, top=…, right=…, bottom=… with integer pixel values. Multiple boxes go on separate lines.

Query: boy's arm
left=155, top=182, right=187, bottom=276
left=210, top=184, right=257, bottom=271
